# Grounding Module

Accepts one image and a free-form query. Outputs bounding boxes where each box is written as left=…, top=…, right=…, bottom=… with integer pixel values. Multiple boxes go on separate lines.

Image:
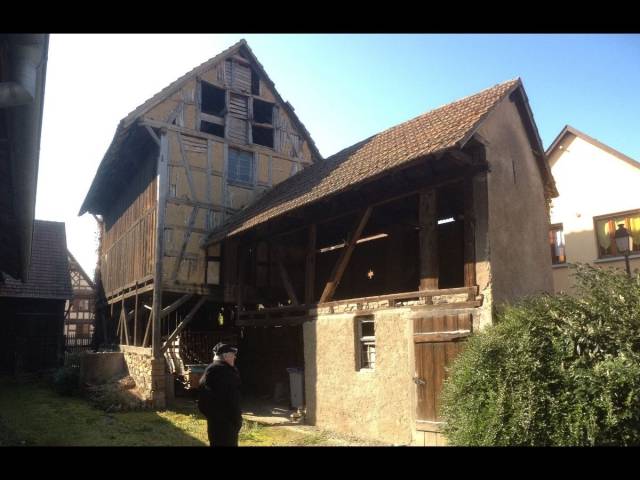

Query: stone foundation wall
left=120, top=346, right=153, bottom=401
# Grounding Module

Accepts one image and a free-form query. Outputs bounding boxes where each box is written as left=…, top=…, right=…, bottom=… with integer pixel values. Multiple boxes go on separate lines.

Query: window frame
left=355, top=315, right=376, bottom=371
left=227, top=146, right=255, bottom=186
left=592, top=208, right=640, bottom=259
left=549, top=223, right=566, bottom=265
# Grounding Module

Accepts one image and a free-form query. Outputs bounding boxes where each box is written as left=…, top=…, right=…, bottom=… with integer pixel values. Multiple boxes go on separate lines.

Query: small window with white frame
left=355, top=315, right=376, bottom=370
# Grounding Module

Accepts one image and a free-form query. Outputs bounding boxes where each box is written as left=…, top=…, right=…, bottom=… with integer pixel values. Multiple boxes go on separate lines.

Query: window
left=356, top=316, right=375, bottom=370
left=253, top=99, right=274, bottom=124
left=594, top=210, right=640, bottom=258
left=252, top=125, right=274, bottom=148
left=200, top=120, right=225, bottom=138
left=228, top=147, right=254, bottom=185
left=251, top=67, right=260, bottom=95
left=549, top=223, right=566, bottom=265
left=201, top=82, right=226, bottom=117
left=200, top=81, right=226, bottom=138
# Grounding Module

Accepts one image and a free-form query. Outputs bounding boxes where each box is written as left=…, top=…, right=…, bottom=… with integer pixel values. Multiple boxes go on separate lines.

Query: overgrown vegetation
left=0, top=377, right=360, bottom=446
left=440, top=265, right=640, bottom=446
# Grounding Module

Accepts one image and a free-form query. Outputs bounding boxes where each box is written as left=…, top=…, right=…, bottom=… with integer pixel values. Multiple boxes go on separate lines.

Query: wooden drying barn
left=79, top=39, right=321, bottom=406
left=203, top=78, right=558, bottom=445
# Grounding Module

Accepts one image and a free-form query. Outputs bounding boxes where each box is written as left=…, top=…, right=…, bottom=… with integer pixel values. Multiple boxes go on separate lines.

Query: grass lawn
left=0, top=377, right=339, bottom=446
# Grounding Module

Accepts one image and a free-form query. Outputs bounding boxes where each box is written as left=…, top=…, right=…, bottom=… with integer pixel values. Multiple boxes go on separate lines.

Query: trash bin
left=286, top=367, right=304, bottom=409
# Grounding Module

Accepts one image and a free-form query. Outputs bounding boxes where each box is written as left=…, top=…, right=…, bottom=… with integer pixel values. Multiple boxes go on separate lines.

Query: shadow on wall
left=303, top=320, right=317, bottom=426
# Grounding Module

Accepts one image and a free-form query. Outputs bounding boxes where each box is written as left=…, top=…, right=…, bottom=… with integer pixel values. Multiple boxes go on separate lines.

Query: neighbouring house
left=79, top=39, right=322, bottom=406
left=0, top=220, right=73, bottom=375
left=203, top=77, right=557, bottom=445
left=546, top=125, right=640, bottom=293
left=65, top=250, right=96, bottom=337
left=0, top=34, right=49, bottom=281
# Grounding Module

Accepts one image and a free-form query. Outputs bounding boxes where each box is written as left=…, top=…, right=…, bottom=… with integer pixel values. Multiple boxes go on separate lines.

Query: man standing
left=199, top=342, right=242, bottom=447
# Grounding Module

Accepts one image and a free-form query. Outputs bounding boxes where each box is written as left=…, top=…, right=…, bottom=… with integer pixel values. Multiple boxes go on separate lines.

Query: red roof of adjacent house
left=0, top=220, right=73, bottom=300
left=205, top=78, right=546, bottom=243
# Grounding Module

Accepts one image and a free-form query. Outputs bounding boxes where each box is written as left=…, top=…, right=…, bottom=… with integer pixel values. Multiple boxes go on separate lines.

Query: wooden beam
left=161, top=297, right=207, bottom=353
left=413, top=331, right=472, bottom=343
left=122, top=306, right=130, bottom=346
left=142, top=311, right=152, bottom=348
left=133, top=286, right=138, bottom=346
left=419, top=190, right=438, bottom=290
left=463, top=175, right=476, bottom=294
left=152, top=131, right=169, bottom=359
left=276, top=247, right=299, bottom=306
left=319, top=207, right=373, bottom=303
left=305, top=224, right=316, bottom=304
left=160, top=294, right=193, bottom=319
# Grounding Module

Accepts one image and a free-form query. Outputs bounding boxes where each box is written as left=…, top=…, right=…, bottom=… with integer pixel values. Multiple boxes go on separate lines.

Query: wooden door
left=413, top=312, right=471, bottom=431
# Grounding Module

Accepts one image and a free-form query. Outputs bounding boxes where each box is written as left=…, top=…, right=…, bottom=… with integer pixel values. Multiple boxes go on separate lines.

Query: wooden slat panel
left=432, top=342, right=446, bottom=420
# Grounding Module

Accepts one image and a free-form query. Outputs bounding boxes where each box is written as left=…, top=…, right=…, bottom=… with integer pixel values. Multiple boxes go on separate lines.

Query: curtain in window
left=596, top=219, right=612, bottom=251
left=554, top=229, right=565, bottom=258
left=630, top=215, right=640, bottom=246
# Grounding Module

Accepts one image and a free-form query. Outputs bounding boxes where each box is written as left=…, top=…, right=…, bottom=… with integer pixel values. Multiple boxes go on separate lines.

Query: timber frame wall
left=93, top=46, right=320, bottom=407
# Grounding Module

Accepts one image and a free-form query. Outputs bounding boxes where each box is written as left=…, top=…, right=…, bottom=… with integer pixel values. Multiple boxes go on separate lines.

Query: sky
left=35, top=33, right=640, bottom=278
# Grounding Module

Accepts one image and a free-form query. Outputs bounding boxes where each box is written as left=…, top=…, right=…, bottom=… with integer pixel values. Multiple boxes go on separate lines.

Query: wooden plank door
left=414, top=312, right=472, bottom=431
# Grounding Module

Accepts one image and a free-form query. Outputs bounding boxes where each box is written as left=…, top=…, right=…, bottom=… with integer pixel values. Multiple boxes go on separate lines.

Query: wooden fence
left=64, top=334, right=93, bottom=368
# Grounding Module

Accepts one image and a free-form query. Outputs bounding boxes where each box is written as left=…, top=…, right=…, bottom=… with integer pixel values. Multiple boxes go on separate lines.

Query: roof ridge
left=325, top=78, right=520, bottom=162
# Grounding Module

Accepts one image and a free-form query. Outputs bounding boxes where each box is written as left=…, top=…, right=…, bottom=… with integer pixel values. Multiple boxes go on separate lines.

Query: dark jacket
left=199, top=359, right=242, bottom=429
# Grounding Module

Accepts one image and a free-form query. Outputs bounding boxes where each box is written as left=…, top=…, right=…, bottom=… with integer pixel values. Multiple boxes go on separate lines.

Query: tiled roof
left=0, top=220, right=73, bottom=300
left=205, top=78, right=523, bottom=242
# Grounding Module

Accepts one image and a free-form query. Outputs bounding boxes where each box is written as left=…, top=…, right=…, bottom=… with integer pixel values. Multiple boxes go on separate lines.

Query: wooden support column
left=161, top=297, right=207, bottom=353
left=121, top=297, right=129, bottom=345
left=133, top=286, right=138, bottom=346
left=419, top=189, right=439, bottom=291
left=152, top=131, right=169, bottom=360
left=276, top=246, right=299, bottom=306
left=463, top=175, right=476, bottom=295
left=237, top=246, right=245, bottom=309
left=320, top=207, right=373, bottom=303
left=305, top=224, right=316, bottom=305
left=142, top=311, right=152, bottom=348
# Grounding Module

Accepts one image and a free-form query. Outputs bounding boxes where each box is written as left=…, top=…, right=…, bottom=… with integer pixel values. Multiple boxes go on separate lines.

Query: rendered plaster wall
left=548, top=134, right=640, bottom=293
left=303, top=309, right=415, bottom=445
left=475, top=96, right=554, bottom=306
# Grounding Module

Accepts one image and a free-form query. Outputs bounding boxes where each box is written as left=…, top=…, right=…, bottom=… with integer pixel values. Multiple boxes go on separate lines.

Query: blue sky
left=36, top=34, right=640, bottom=275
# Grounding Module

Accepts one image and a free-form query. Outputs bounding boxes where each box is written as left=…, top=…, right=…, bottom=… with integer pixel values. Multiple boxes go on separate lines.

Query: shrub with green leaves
left=440, top=265, right=640, bottom=446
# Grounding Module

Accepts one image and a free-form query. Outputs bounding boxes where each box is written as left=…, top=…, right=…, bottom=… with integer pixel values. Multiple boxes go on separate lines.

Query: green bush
left=440, top=265, right=640, bottom=446
left=52, top=366, right=80, bottom=396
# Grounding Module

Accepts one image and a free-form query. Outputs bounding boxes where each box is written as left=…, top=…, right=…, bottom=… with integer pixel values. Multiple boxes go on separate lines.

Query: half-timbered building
left=80, top=39, right=321, bottom=406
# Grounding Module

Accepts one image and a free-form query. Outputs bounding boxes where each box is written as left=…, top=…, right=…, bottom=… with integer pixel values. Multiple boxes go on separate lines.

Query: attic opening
left=201, top=82, right=226, bottom=117
left=252, top=125, right=274, bottom=149
left=253, top=99, right=274, bottom=124
left=200, top=120, right=225, bottom=138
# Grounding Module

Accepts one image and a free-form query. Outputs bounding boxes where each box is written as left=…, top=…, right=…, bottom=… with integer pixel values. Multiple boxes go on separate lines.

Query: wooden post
left=161, top=297, right=207, bottom=353
left=142, top=311, right=152, bottom=348
left=237, top=246, right=245, bottom=309
left=276, top=246, right=299, bottom=306
left=419, top=189, right=439, bottom=291
left=463, top=175, right=476, bottom=295
left=121, top=296, right=129, bottom=346
left=133, top=285, right=138, bottom=346
left=320, top=207, right=373, bottom=303
left=110, top=302, right=114, bottom=343
left=152, top=131, right=169, bottom=360
left=305, top=224, right=316, bottom=305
